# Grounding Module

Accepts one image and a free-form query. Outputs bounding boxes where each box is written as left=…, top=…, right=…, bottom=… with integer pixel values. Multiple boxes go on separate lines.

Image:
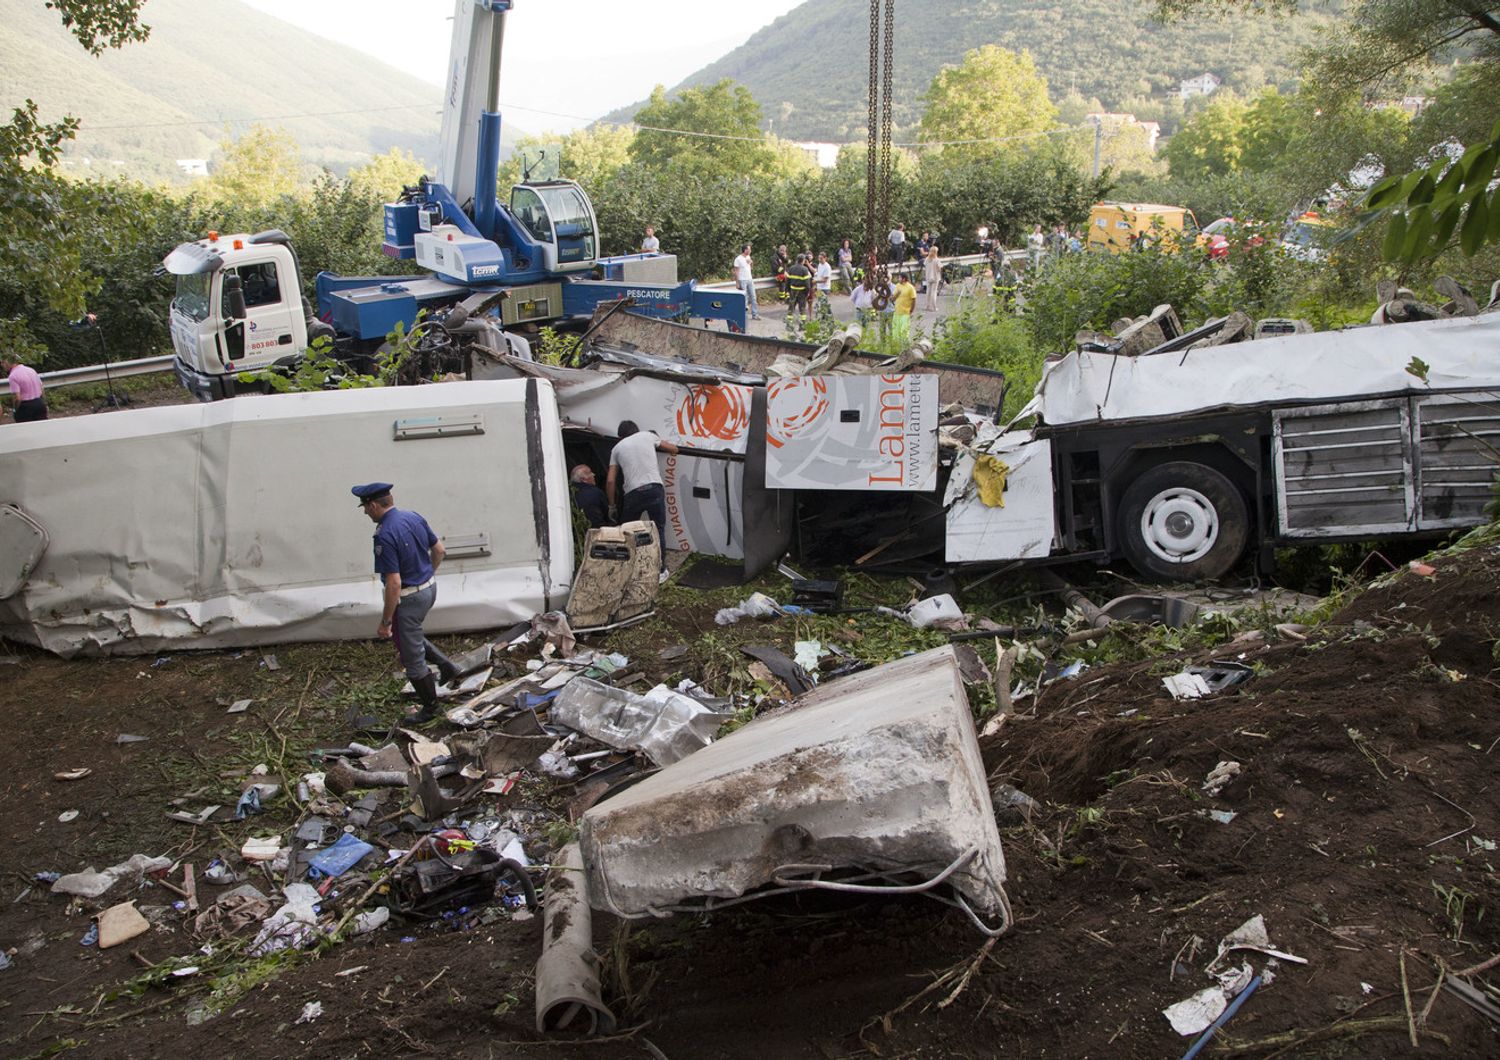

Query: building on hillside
left=1085, top=113, right=1162, bottom=153
left=176, top=159, right=209, bottom=178
left=792, top=141, right=840, bottom=169
left=1179, top=72, right=1222, bottom=99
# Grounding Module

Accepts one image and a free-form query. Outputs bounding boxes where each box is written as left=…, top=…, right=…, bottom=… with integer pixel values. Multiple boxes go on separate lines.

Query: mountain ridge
left=600, top=0, right=1344, bottom=142
left=0, top=0, right=526, bottom=184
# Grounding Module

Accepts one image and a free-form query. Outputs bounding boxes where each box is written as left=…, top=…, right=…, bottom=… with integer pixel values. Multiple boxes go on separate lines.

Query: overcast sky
left=239, top=0, right=805, bottom=133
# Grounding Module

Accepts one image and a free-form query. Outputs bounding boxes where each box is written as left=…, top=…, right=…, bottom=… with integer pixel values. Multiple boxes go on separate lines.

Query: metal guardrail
left=698, top=250, right=1025, bottom=292
left=2, top=354, right=176, bottom=395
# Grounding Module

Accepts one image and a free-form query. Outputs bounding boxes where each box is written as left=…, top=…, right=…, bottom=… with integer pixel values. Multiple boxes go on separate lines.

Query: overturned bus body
left=0, top=381, right=574, bottom=656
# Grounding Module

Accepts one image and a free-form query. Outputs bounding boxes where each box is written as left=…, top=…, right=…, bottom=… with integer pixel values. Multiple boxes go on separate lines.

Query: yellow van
left=1087, top=203, right=1201, bottom=254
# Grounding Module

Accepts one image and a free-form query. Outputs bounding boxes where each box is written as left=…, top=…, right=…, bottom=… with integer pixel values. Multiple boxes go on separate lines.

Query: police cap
left=351, top=482, right=394, bottom=506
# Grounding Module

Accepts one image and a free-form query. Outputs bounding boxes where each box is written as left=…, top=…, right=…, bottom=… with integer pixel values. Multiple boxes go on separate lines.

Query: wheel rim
left=1139, top=486, right=1219, bottom=565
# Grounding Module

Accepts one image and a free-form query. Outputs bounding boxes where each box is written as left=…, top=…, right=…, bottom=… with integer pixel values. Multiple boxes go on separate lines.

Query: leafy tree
left=1024, top=244, right=1210, bottom=354
left=917, top=46, right=1057, bottom=163
left=0, top=1, right=151, bottom=327
left=1164, top=92, right=1247, bottom=179
left=205, top=125, right=308, bottom=209
left=499, top=124, right=636, bottom=194
left=348, top=147, right=426, bottom=202
left=628, top=80, right=775, bottom=180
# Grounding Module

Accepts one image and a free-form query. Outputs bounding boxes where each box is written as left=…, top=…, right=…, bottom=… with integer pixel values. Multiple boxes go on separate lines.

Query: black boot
left=410, top=672, right=441, bottom=723
left=436, top=661, right=461, bottom=686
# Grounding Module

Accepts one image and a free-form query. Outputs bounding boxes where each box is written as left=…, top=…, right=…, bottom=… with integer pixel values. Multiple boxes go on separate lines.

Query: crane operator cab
left=510, top=181, right=599, bottom=274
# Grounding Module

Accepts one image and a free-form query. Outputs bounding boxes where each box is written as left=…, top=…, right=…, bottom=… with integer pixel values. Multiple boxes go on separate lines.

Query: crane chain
left=879, top=0, right=894, bottom=245
left=864, top=0, right=880, bottom=269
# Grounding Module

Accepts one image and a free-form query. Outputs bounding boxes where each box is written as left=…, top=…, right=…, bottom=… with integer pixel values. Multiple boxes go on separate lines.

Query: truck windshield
left=173, top=273, right=212, bottom=322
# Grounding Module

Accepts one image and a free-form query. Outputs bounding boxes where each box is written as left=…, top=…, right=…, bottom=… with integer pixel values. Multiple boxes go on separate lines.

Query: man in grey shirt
left=606, top=420, right=680, bottom=575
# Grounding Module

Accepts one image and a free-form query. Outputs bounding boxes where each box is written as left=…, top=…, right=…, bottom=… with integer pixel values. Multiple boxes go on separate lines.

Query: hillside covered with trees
left=0, top=0, right=524, bottom=184
left=602, top=0, right=1346, bottom=141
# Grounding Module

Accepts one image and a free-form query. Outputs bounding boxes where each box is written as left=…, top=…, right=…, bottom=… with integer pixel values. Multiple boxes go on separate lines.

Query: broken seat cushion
left=578, top=646, right=1007, bottom=919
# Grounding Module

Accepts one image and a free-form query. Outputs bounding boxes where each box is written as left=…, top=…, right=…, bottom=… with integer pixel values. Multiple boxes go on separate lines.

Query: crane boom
left=436, top=0, right=508, bottom=221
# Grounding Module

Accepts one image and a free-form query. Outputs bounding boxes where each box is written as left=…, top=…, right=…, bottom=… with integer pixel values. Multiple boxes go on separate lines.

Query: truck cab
left=165, top=231, right=310, bottom=401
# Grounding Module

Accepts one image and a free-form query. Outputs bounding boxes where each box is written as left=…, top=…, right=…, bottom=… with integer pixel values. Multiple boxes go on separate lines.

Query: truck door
left=219, top=260, right=298, bottom=369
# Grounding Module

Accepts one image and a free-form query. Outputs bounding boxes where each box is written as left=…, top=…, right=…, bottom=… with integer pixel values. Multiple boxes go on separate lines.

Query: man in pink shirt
left=3, top=356, right=47, bottom=422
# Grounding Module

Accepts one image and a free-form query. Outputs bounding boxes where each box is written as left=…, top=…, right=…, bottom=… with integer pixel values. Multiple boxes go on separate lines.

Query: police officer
left=353, top=482, right=459, bottom=723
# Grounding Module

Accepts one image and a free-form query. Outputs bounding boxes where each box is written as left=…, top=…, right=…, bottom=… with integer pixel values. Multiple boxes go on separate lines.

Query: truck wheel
left=1117, top=462, right=1248, bottom=582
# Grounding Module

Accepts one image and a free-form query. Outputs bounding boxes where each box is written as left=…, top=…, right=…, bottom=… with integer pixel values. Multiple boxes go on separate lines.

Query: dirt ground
left=3, top=533, right=1499, bottom=1059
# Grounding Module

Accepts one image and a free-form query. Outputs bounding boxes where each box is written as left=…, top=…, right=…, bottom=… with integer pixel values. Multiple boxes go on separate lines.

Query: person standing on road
left=1027, top=224, right=1046, bottom=270
left=607, top=420, right=680, bottom=577
left=891, top=274, right=917, bottom=345
left=814, top=251, right=833, bottom=313
left=887, top=223, right=907, bottom=263
left=354, top=482, right=460, bottom=724
left=785, top=254, right=814, bottom=320
left=640, top=225, right=660, bottom=254
left=922, top=245, right=943, bottom=312
left=733, top=244, right=760, bottom=321
left=850, top=275, right=876, bottom=331
left=773, top=245, right=791, bottom=297
left=2, top=356, right=47, bottom=422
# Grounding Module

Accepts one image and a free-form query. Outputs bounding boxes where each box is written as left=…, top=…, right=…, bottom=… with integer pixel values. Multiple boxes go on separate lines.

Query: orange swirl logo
left=765, top=377, right=830, bottom=449
left=675, top=384, right=751, bottom=442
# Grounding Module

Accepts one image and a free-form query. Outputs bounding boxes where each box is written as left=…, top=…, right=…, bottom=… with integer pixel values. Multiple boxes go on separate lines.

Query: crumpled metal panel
left=578, top=646, right=1007, bottom=919
left=552, top=678, right=729, bottom=767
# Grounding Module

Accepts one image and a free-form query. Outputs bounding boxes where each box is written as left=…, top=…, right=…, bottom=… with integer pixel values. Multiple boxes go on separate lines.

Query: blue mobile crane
left=164, top=0, right=746, bottom=400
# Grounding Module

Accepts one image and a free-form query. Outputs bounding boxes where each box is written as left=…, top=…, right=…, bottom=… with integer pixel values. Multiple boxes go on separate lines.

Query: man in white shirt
left=606, top=420, right=681, bottom=575
left=887, top=223, right=906, bottom=263
left=641, top=225, right=660, bottom=254
left=733, top=243, right=760, bottom=321
left=814, top=251, right=833, bottom=299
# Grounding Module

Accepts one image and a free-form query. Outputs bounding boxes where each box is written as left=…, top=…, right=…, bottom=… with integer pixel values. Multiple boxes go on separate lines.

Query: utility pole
left=1092, top=118, right=1102, bottom=180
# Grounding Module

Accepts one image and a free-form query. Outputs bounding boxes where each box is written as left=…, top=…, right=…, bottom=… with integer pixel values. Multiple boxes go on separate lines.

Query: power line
left=81, top=102, right=440, bottom=132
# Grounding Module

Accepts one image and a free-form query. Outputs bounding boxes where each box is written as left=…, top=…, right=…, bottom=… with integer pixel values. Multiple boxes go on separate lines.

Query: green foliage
left=629, top=80, right=775, bottom=181
left=1363, top=118, right=1500, bottom=264
left=536, top=326, right=582, bottom=367
left=239, top=334, right=386, bottom=394
left=1023, top=244, right=1209, bottom=353
left=204, top=125, right=310, bottom=209
left=918, top=46, right=1057, bottom=162
left=1164, top=91, right=1248, bottom=179
left=930, top=299, right=1042, bottom=421
left=45, top=0, right=150, bottom=54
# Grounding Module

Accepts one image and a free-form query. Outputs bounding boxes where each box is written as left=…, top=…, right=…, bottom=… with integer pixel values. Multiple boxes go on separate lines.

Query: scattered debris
left=115, top=733, right=148, bottom=744
left=714, top=592, right=783, bottom=625
left=51, top=854, right=171, bottom=899
left=1202, top=761, right=1242, bottom=797
left=552, top=678, right=729, bottom=767
left=226, top=699, right=253, bottom=714
left=53, top=768, right=91, bottom=781
left=96, top=901, right=151, bottom=949
left=57, top=810, right=79, bottom=823
left=294, top=1001, right=323, bottom=1025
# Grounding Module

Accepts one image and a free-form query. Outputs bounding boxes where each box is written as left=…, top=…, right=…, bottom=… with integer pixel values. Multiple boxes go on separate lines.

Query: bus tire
left=1117, top=461, right=1248, bottom=582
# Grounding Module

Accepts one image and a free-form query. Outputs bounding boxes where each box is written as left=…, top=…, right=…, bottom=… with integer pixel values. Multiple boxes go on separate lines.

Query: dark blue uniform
left=373, top=508, right=438, bottom=586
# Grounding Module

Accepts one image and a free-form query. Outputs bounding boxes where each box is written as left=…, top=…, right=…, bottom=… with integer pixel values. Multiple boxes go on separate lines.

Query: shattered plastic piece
left=234, top=787, right=264, bottom=820
left=714, top=592, right=782, bottom=626
left=1208, top=914, right=1307, bottom=970
left=57, top=810, right=79, bottom=823
left=240, top=836, right=282, bottom=862
left=908, top=594, right=962, bottom=629
left=227, top=699, right=252, bottom=714
left=552, top=678, right=731, bottom=767
left=741, top=645, right=815, bottom=696
left=1409, top=561, right=1437, bottom=577
left=991, top=783, right=1039, bottom=825
left=536, top=751, right=580, bottom=780
left=0, top=951, right=11, bottom=970
left=115, top=733, right=148, bottom=744
left=306, top=834, right=375, bottom=879
left=249, top=883, right=321, bottom=957
left=51, top=854, right=172, bottom=899
left=1163, top=672, right=1214, bottom=699
left=262, top=654, right=280, bottom=671
left=1202, top=809, right=1239, bottom=824
left=80, top=923, right=99, bottom=947
left=96, top=901, right=151, bottom=949
left=1164, top=986, right=1228, bottom=1036
left=1202, top=761, right=1242, bottom=797
left=294, top=1001, right=322, bottom=1024
left=54, top=768, right=92, bottom=781
left=352, top=907, right=390, bottom=935
left=793, top=641, right=822, bottom=674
